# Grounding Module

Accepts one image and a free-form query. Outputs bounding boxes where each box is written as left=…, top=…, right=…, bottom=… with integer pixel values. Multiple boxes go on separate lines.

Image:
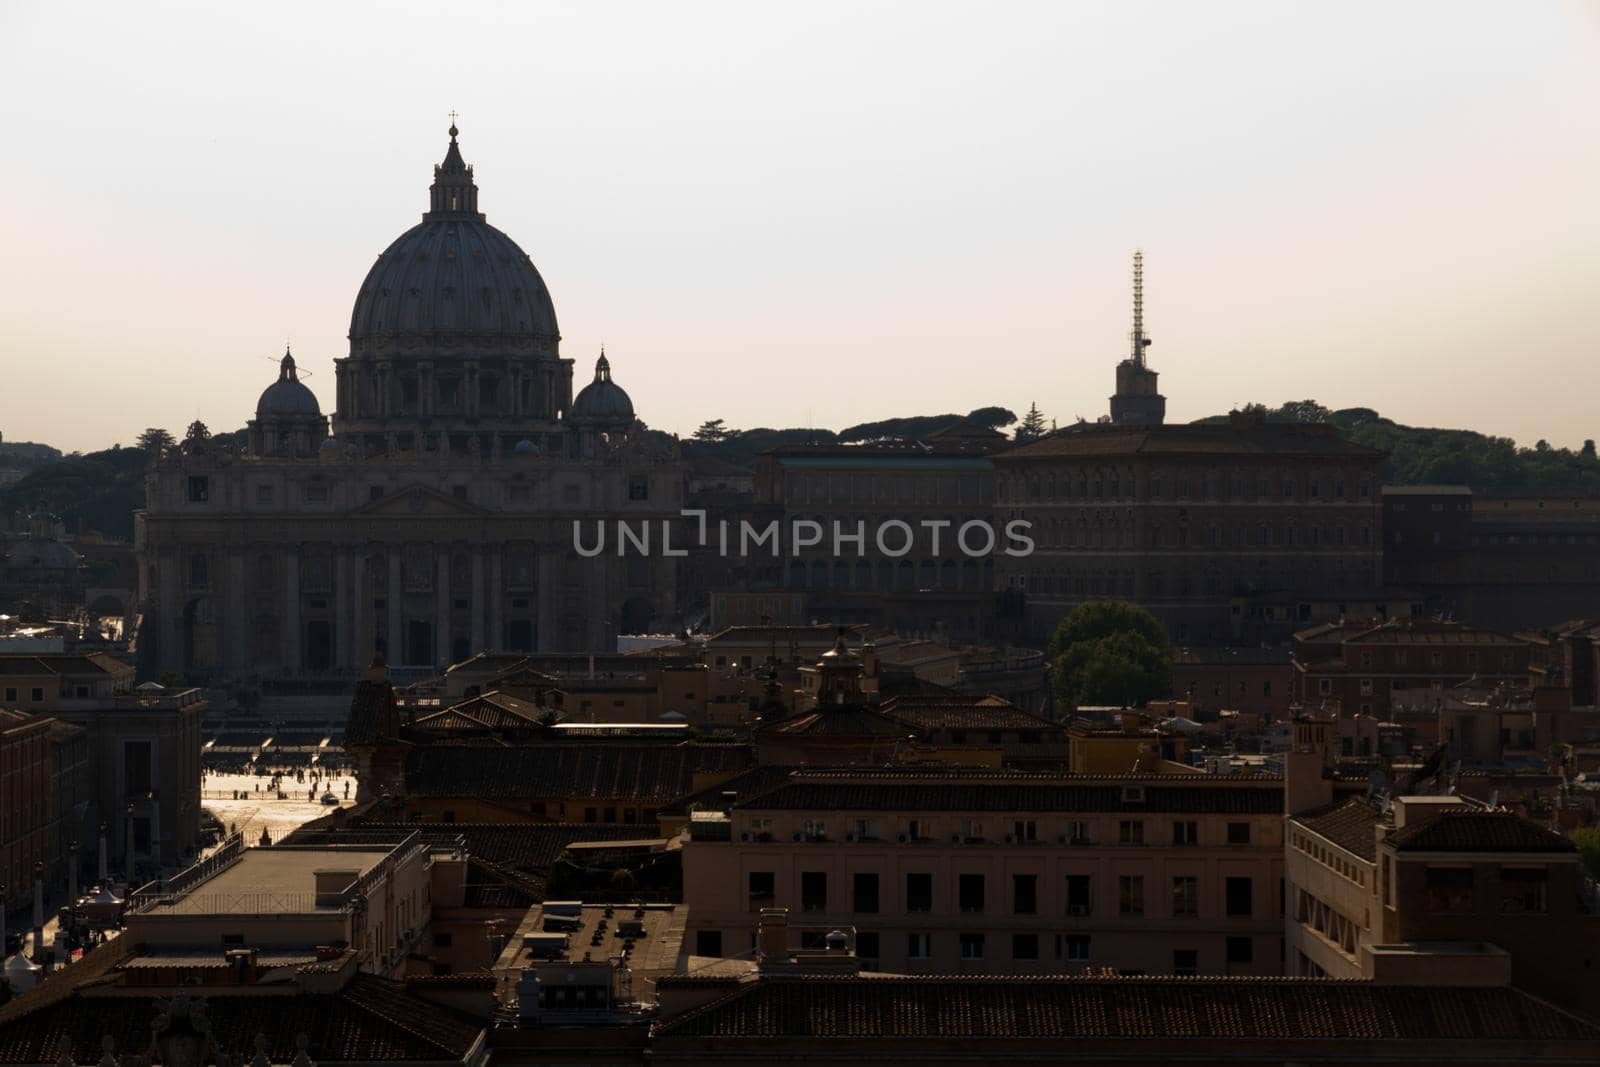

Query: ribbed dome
left=6, top=540, right=79, bottom=571
left=256, top=349, right=322, bottom=418
left=570, top=352, right=634, bottom=424
left=348, top=125, right=559, bottom=352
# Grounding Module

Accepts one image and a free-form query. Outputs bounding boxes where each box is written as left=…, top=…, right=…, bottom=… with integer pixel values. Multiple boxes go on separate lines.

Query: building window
left=959, top=933, right=985, bottom=960
left=1500, top=869, right=1548, bottom=913
left=1225, top=877, right=1254, bottom=917
left=1171, top=876, right=1199, bottom=918
left=906, top=872, right=933, bottom=913
left=628, top=476, right=649, bottom=501
left=856, top=931, right=879, bottom=967
left=1012, top=933, right=1039, bottom=961
left=1173, top=949, right=1198, bottom=976
left=304, top=483, right=329, bottom=503
left=1227, top=822, right=1251, bottom=846
left=800, top=871, right=828, bottom=912
left=907, top=932, right=932, bottom=959
left=1118, top=875, right=1144, bottom=916
left=1318, top=678, right=1332, bottom=696
left=1012, top=874, right=1038, bottom=915
left=748, top=871, right=775, bottom=906
left=1225, top=936, right=1254, bottom=964
left=4, top=687, right=17, bottom=702
left=853, top=872, right=880, bottom=914
left=1424, top=867, right=1474, bottom=913
left=1064, top=934, right=1091, bottom=962
left=1172, top=820, right=1198, bottom=846
left=433, top=932, right=453, bottom=948
left=256, top=484, right=274, bottom=505
left=696, top=930, right=723, bottom=957
left=369, top=485, right=385, bottom=501
left=1118, top=820, right=1144, bottom=846
left=186, top=476, right=209, bottom=502
left=958, top=873, right=985, bottom=913
left=30, top=687, right=45, bottom=703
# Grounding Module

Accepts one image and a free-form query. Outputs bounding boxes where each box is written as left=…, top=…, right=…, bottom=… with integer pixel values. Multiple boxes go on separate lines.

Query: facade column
left=436, top=548, right=451, bottom=667
left=487, top=549, right=503, bottom=651
left=335, top=551, right=351, bottom=669
left=226, top=551, right=246, bottom=673
left=537, top=548, right=557, bottom=653
left=470, top=550, right=485, bottom=653
left=388, top=550, right=403, bottom=665
left=284, top=547, right=301, bottom=673
left=350, top=549, right=366, bottom=668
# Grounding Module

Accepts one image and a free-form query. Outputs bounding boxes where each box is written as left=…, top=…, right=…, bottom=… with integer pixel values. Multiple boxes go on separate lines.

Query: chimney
left=757, top=907, right=790, bottom=964
left=1285, top=715, right=1335, bottom=815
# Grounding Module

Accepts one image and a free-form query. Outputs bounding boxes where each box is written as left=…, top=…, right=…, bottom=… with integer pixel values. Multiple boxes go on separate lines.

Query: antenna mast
left=1130, top=249, right=1147, bottom=366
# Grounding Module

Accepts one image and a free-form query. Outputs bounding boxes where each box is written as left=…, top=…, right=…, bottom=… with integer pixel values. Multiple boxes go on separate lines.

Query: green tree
left=1047, top=600, right=1173, bottom=711
left=136, top=428, right=175, bottom=453
left=1015, top=403, right=1048, bottom=443
left=693, top=418, right=734, bottom=443
left=1573, top=826, right=1600, bottom=880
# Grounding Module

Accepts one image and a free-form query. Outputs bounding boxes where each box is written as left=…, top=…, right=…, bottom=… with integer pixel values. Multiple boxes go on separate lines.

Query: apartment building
left=682, top=768, right=1287, bottom=976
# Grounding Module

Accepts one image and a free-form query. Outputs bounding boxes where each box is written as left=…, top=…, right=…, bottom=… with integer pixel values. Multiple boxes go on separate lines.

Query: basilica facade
left=137, top=125, right=683, bottom=679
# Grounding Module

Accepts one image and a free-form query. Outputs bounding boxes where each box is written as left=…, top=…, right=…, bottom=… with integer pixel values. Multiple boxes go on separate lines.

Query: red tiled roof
left=1388, top=811, right=1577, bottom=853
left=0, top=974, right=481, bottom=1063
left=651, top=975, right=1600, bottom=1041
left=760, top=707, right=914, bottom=738
left=403, top=742, right=754, bottom=802
left=878, top=697, right=1057, bottom=732
left=1293, top=797, right=1381, bottom=862
left=727, top=770, right=1281, bottom=814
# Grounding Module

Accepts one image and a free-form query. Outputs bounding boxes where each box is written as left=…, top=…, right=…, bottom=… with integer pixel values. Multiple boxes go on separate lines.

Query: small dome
left=569, top=351, right=634, bottom=425
left=257, top=349, right=322, bottom=418
left=319, top=436, right=339, bottom=451
left=513, top=438, right=537, bottom=454
left=6, top=540, right=79, bottom=571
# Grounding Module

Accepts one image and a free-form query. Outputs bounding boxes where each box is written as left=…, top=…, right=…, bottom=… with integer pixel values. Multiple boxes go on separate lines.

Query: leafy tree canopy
left=1047, top=599, right=1173, bottom=711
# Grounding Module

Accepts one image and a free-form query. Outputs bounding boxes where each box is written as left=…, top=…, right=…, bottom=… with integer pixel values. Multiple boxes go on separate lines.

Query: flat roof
left=148, top=849, right=390, bottom=916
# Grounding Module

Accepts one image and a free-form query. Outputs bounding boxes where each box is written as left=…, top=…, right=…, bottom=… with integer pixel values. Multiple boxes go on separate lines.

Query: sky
left=1, top=0, right=1597, bottom=454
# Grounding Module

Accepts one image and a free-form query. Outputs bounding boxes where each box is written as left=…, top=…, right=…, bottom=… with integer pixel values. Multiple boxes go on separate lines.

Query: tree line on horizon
left=4, top=400, right=1596, bottom=542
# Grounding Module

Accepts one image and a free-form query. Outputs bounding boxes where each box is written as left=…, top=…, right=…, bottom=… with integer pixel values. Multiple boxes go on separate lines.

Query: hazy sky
left=2, top=1, right=1597, bottom=453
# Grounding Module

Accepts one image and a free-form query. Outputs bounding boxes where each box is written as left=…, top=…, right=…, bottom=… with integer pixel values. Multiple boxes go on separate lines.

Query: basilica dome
left=347, top=124, right=559, bottom=354
left=569, top=351, right=634, bottom=425
left=256, top=349, right=321, bottom=418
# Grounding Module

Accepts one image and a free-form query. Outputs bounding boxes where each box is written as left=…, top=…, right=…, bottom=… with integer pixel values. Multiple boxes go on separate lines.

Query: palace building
left=136, top=125, right=683, bottom=679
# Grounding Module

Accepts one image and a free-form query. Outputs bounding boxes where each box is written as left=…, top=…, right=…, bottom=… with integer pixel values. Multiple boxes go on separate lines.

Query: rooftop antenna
left=1130, top=249, right=1151, bottom=366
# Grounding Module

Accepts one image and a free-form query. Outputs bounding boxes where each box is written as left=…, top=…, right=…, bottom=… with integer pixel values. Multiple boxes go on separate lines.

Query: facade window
left=800, top=871, right=828, bottom=912
left=1118, top=875, right=1144, bottom=916
left=1225, top=877, right=1254, bottom=916
left=1173, top=949, right=1199, bottom=976
left=1118, top=820, right=1144, bottom=846
left=856, top=931, right=879, bottom=967
left=1424, top=867, right=1473, bottom=913
left=1499, top=868, right=1548, bottom=913
left=1064, top=935, right=1091, bottom=962
left=1172, top=820, right=1198, bottom=846
left=1171, top=876, right=1199, bottom=918
left=1318, top=678, right=1332, bottom=696
left=959, top=933, right=985, bottom=960
left=30, top=687, right=45, bottom=703
left=958, top=873, right=985, bottom=913
left=1226, top=936, right=1254, bottom=964
left=1065, top=874, right=1092, bottom=916
left=1012, top=873, right=1038, bottom=915
left=853, top=872, right=880, bottom=914
left=748, top=871, right=775, bottom=905
left=1227, top=822, right=1251, bottom=846
left=628, top=476, right=649, bottom=501
left=186, top=476, right=209, bottom=502
left=256, top=484, right=274, bottom=505
left=1012, top=933, right=1039, bottom=960
left=696, top=930, right=723, bottom=957
left=433, top=932, right=453, bottom=948
left=907, top=932, right=932, bottom=959
left=906, top=872, right=934, bottom=913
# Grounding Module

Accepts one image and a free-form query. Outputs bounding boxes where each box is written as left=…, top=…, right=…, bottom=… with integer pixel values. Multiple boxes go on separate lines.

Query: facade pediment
left=350, top=484, right=487, bottom=518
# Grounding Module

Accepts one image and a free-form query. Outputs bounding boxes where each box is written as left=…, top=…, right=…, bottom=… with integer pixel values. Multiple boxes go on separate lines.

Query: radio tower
left=1109, top=249, right=1165, bottom=425
left=1130, top=249, right=1150, bottom=367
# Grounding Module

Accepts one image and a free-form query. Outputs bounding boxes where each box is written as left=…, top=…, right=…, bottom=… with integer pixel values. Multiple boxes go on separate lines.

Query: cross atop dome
left=280, top=345, right=298, bottom=381
left=427, top=114, right=481, bottom=220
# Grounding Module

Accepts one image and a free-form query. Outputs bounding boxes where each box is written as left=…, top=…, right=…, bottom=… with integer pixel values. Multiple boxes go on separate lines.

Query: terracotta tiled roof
left=1388, top=811, right=1577, bottom=853
left=344, top=679, right=400, bottom=745
left=0, top=973, right=481, bottom=1063
left=651, top=976, right=1600, bottom=1042
left=728, top=770, right=1281, bottom=813
left=1293, top=798, right=1381, bottom=862
left=659, top=764, right=800, bottom=816
left=878, top=697, right=1057, bottom=732
left=411, top=691, right=552, bottom=731
left=760, top=707, right=913, bottom=738
left=403, top=741, right=753, bottom=801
